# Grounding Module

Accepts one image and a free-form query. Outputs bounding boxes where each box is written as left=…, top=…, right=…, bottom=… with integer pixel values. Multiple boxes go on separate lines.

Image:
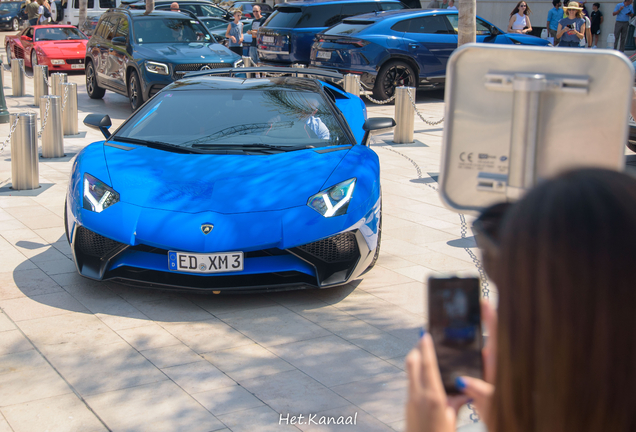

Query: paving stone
left=161, top=360, right=235, bottom=394
left=217, top=405, right=301, bottom=432
left=202, top=343, right=295, bottom=381
left=1, top=393, right=107, bottom=432
left=141, top=344, right=204, bottom=369
left=161, top=318, right=255, bottom=354
left=0, top=312, right=15, bottom=332
left=0, top=330, right=32, bottom=356
left=131, top=297, right=215, bottom=323
left=85, top=380, right=226, bottom=432
left=0, top=292, right=88, bottom=322
left=192, top=384, right=264, bottom=415
left=33, top=257, right=78, bottom=276
left=117, top=324, right=183, bottom=351
left=0, top=268, right=64, bottom=300
left=0, top=362, right=72, bottom=407
left=295, top=404, right=395, bottom=432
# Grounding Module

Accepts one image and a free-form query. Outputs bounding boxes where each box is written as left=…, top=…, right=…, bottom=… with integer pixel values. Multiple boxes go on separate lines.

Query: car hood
left=104, top=143, right=349, bottom=213
left=37, top=40, right=87, bottom=56
left=505, top=34, right=551, bottom=45
left=135, top=42, right=239, bottom=65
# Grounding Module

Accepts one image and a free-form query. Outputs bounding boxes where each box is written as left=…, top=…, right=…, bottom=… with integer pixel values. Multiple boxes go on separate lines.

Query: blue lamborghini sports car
left=66, top=68, right=395, bottom=292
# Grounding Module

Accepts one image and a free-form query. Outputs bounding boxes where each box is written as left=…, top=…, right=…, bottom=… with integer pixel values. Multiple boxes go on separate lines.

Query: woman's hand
left=405, top=333, right=469, bottom=432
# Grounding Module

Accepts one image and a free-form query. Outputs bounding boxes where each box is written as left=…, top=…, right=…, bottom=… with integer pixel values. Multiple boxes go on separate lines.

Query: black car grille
left=66, top=59, right=84, bottom=65
left=76, top=226, right=127, bottom=259
left=174, top=63, right=231, bottom=79
left=297, top=232, right=358, bottom=263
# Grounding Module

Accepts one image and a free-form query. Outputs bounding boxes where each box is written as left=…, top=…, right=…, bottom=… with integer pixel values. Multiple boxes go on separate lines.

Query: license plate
left=71, top=64, right=85, bottom=69
left=316, top=50, right=331, bottom=60
left=168, top=251, right=244, bottom=274
left=262, top=35, right=275, bottom=44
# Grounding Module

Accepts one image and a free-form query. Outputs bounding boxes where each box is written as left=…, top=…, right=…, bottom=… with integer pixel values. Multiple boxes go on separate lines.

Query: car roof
left=279, top=0, right=402, bottom=6
left=169, top=76, right=323, bottom=92
left=31, top=24, right=81, bottom=29
left=112, top=8, right=202, bottom=18
left=344, top=8, right=457, bottom=22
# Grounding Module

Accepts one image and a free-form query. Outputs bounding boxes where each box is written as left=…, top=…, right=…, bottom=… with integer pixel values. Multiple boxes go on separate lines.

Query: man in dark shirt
left=589, top=2, right=603, bottom=47
left=26, top=0, right=39, bottom=26
left=249, top=5, right=265, bottom=67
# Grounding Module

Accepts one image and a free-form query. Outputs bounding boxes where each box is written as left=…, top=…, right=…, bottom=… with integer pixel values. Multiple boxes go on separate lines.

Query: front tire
left=373, top=60, right=416, bottom=102
left=5, top=44, right=11, bottom=63
left=128, top=70, right=143, bottom=111
left=85, top=60, right=105, bottom=99
left=30, top=49, right=37, bottom=69
left=12, top=18, right=19, bottom=32
left=628, top=141, right=636, bottom=153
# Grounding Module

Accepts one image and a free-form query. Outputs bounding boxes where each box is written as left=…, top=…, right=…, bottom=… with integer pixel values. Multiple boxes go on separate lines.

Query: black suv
left=85, top=8, right=242, bottom=111
left=257, top=0, right=406, bottom=67
left=126, top=0, right=232, bottom=21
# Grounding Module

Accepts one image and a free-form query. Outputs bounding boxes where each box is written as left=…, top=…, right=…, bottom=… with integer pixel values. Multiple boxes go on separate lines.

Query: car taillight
left=244, top=13, right=252, bottom=18
left=336, top=39, right=369, bottom=47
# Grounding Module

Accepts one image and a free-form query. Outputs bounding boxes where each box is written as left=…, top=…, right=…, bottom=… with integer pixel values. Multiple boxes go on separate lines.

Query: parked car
left=69, top=68, right=393, bottom=291
left=229, top=1, right=273, bottom=19
left=126, top=0, right=233, bottom=21
left=629, top=115, right=636, bottom=153
left=257, top=0, right=406, bottom=67
left=310, top=9, right=551, bottom=101
left=6, top=25, right=89, bottom=72
left=60, top=0, right=121, bottom=26
left=85, top=8, right=242, bottom=111
left=0, top=1, right=25, bottom=32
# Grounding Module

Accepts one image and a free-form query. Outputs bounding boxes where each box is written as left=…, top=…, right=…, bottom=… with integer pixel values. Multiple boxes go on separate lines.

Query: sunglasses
left=519, top=4, right=527, bottom=7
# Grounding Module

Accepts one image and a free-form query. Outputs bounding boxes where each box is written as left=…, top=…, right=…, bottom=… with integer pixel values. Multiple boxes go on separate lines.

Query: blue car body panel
left=66, top=76, right=382, bottom=292
left=310, top=9, right=550, bottom=89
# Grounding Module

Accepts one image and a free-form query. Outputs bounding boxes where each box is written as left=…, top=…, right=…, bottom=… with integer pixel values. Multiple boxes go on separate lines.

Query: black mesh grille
left=297, top=232, right=358, bottom=263
left=66, top=59, right=84, bottom=65
left=76, top=226, right=127, bottom=259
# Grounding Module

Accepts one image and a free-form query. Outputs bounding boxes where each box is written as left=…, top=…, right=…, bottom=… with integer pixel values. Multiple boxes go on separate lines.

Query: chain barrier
left=381, top=145, right=491, bottom=423
left=357, top=82, right=396, bottom=104
left=61, top=84, right=69, bottom=113
left=37, top=97, right=50, bottom=138
left=19, top=61, right=33, bottom=80
left=0, top=117, right=19, bottom=154
left=42, top=72, right=50, bottom=87
left=2, top=60, right=11, bottom=71
left=407, top=88, right=444, bottom=126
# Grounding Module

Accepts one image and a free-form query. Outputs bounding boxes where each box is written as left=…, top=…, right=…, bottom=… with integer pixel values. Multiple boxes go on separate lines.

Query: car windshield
left=35, top=27, right=88, bottom=41
left=133, top=18, right=212, bottom=44
left=114, top=87, right=352, bottom=149
left=199, top=4, right=227, bottom=18
left=0, top=2, right=21, bottom=13
left=201, top=17, right=228, bottom=31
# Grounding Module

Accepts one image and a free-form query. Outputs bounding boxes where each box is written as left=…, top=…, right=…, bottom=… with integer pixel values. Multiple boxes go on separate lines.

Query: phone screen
left=428, top=277, right=482, bottom=394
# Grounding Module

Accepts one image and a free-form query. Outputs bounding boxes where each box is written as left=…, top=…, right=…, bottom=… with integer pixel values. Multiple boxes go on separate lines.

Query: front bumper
left=66, top=199, right=379, bottom=293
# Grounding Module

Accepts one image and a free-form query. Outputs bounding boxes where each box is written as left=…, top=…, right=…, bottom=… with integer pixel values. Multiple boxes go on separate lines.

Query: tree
left=78, top=0, right=87, bottom=31
left=145, top=0, right=154, bottom=15
left=457, top=0, right=476, bottom=47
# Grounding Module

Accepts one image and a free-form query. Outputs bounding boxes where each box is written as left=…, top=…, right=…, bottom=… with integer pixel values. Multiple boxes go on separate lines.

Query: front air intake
left=297, top=232, right=358, bottom=263
left=75, top=226, right=127, bottom=260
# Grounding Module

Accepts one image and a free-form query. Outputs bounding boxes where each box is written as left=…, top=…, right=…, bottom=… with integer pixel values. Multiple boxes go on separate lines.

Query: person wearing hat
left=612, top=0, right=633, bottom=51
left=556, top=1, right=586, bottom=46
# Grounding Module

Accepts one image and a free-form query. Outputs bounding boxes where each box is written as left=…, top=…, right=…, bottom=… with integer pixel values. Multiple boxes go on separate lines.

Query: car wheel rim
left=12, top=19, right=18, bottom=31
left=6, top=45, right=10, bottom=62
left=87, top=65, right=95, bottom=94
left=383, top=65, right=413, bottom=98
left=130, top=76, right=138, bottom=107
left=31, top=51, right=37, bottom=67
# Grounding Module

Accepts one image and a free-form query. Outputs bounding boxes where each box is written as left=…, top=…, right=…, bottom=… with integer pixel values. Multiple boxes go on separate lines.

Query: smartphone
left=427, top=276, right=483, bottom=394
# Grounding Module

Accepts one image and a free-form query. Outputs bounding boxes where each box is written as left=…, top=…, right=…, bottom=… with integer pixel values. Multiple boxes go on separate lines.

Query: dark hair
left=511, top=1, right=532, bottom=16
left=593, top=2, right=600, bottom=6
left=552, top=0, right=561, bottom=6
left=490, top=169, right=636, bottom=432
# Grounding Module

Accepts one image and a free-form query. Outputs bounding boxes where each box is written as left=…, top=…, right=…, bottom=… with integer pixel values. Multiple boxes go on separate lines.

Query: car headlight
left=83, top=173, right=119, bottom=213
left=307, top=178, right=356, bottom=217
left=2, top=17, right=10, bottom=21
left=233, top=58, right=244, bottom=68
left=51, top=59, right=65, bottom=65
left=145, top=61, right=169, bottom=75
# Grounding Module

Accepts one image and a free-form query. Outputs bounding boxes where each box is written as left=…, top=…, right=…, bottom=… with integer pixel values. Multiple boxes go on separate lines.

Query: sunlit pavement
left=0, top=29, right=632, bottom=432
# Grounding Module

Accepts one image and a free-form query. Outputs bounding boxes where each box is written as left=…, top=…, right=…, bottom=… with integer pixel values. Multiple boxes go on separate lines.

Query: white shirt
left=38, top=5, right=46, bottom=23
left=306, top=116, right=330, bottom=140
left=447, top=5, right=457, bottom=9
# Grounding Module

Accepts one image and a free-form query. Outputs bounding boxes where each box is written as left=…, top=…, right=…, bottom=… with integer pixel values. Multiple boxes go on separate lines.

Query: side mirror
left=84, top=114, right=112, bottom=138
left=361, top=117, right=396, bottom=146
left=21, top=35, right=31, bottom=41
left=112, top=36, right=126, bottom=46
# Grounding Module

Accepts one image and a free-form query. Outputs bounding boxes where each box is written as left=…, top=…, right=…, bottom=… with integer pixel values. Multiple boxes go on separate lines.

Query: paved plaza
left=0, top=37, right=634, bottom=432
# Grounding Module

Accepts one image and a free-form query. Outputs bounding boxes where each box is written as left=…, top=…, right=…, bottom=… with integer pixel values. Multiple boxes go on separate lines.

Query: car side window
left=340, top=3, right=377, bottom=21
left=99, top=0, right=116, bottom=8
left=405, top=16, right=452, bottom=34
left=180, top=4, right=199, bottom=15
left=380, top=1, right=406, bottom=10
left=475, top=18, right=493, bottom=35
left=200, top=5, right=225, bottom=18
left=296, top=5, right=340, bottom=28
left=115, top=16, right=129, bottom=40
left=72, top=0, right=94, bottom=8
left=104, top=16, right=119, bottom=41
left=446, top=15, right=459, bottom=33
left=391, top=19, right=410, bottom=32
left=25, top=27, right=34, bottom=38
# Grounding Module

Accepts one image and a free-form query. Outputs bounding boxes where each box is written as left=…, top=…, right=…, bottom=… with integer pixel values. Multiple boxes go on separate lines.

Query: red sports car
left=5, top=25, right=88, bottom=73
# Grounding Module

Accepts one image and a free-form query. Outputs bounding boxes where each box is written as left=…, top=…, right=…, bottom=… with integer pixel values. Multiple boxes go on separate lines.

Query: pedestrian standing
left=547, top=0, right=563, bottom=44
left=249, top=5, right=264, bottom=67
left=557, top=1, right=586, bottom=46
left=507, top=1, right=533, bottom=34
left=447, top=0, right=457, bottom=10
left=612, top=0, right=633, bottom=51
left=225, top=9, right=243, bottom=56
left=26, top=0, right=39, bottom=26
left=590, top=2, right=603, bottom=47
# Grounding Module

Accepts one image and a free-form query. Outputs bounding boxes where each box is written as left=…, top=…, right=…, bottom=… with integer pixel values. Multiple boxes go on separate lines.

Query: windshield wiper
left=112, top=136, right=201, bottom=154
left=191, top=143, right=310, bottom=152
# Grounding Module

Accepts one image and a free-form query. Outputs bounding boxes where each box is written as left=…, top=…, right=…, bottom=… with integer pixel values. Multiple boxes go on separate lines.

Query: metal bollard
left=343, top=74, right=360, bottom=97
left=61, top=82, right=78, bottom=136
left=50, top=72, right=67, bottom=97
left=40, top=95, right=64, bottom=158
left=0, top=57, right=9, bottom=124
left=241, top=55, right=253, bottom=78
left=10, top=112, right=39, bottom=190
left=393, top=86, right=414, bottom=144
left=11, top=59, right=25, bottom=97
left=33, top=65, right=49, bottom=107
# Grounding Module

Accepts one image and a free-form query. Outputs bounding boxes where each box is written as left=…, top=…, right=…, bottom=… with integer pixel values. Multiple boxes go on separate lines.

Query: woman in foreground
left=406, top=169, right=636, bottom=432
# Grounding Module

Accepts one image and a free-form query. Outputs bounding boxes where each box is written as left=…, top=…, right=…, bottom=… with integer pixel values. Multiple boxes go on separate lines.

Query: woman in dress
left=507, top=1, right=533, bottom=34
left=557, top=1, right=586, bottom=46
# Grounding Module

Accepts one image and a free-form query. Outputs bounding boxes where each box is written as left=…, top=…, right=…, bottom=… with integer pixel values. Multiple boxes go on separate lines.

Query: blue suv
left=85, top=8, right=242, bottom=111
left=310, top=9, right=551, bottom=101
left=257, top=0, right=406, bottom=67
